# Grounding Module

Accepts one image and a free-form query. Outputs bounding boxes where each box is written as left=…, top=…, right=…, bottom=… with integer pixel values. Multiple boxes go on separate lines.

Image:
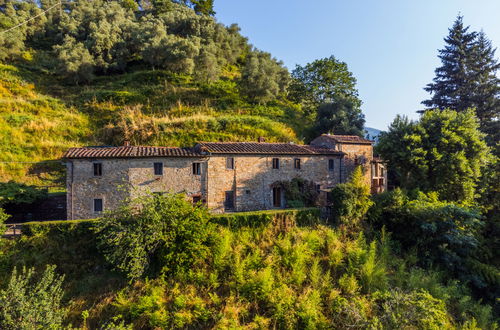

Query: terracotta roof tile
left=196, top=142, right=344, bottom=155
left=63, top=146, right=201, bottom=159
left=321, top=134, right=373, bottom=144
left=64, top=141, right=346, bottom=159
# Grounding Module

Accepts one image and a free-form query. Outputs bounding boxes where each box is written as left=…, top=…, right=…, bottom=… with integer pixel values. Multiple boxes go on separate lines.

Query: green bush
left=0, top=208, right=8, bottom=236
left=330, top=166, right=373, bottom=231
left=0, top=181, right=48, bottom=207
left=94, top=193, right=216, bottom=279
left=22, top=219, right=98, bottom=237
left=374, top=289, right=452, bottom=329
left=0, top=265, right=66, bottom=329
left=211, top=208, right=320, bottom=229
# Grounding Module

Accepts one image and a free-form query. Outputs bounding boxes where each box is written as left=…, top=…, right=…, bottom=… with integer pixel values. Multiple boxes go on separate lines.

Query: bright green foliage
left=0, top=181, right=48, bottom=207
left=0, top=64, right=90, bottom=184
left=240, top=50, right=290, bottom=103
left=377, top=109, right=489, bottom=204
left=0, top=265, right=66, bottom=329
left=0, top=208, right=8, bottom=238
left=95, top=193, right=216, bottom=279
left=1, top=216, right=497, bottom=328
left=174, top=0, right=215, bottom=15
left=374, top=289, right=452, bottom=329
left=330, top=166, right=373, bottom=230
left=423, top=16, right=499, bottom=143
left=290, top=55, right=365, bottom=138
left=290, top=55, right=362, bottom=115
left=312, top=95, right=365, bottom=137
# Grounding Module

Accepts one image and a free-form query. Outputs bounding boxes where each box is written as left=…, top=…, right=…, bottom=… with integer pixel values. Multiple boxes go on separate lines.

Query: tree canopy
left=377, top=109, right=489, bottom=204
left=311, top=96, right=365, bottom=137
left=290, top=56, right=361, bottom=113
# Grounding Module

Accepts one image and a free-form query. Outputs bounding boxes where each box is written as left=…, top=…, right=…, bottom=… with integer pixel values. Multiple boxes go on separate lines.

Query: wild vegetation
left=0, top=1, right=499, bottom=328
left=0, top=193, right=498, bottom=328
left=0, top=0, right=369, bottom=186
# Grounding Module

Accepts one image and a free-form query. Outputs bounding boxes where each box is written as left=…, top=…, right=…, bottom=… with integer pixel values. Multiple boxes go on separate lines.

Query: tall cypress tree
left=423, top=16, right=499, bottom=144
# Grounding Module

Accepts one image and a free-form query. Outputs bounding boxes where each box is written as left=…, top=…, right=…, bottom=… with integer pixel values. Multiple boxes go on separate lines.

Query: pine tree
left=469, top=31, right=500, bottom=143
left=423, top=16, right=477, bottom=111
left=423, top=16, right=499, bottom=144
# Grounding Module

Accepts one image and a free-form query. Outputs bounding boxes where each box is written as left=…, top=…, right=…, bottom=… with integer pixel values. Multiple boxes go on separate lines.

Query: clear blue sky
left=214, top=0, right=500, bottom=130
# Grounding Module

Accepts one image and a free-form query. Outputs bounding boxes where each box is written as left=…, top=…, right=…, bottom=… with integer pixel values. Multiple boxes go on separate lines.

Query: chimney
left=258, top=137, right=266, bottom=143
left=123, top=140, right=130, bottom=147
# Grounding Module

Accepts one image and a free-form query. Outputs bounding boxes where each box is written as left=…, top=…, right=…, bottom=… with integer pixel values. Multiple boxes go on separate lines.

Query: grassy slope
left=0, top=63, right=91, bottom=185
left=0, top=58, right=306, bottom=186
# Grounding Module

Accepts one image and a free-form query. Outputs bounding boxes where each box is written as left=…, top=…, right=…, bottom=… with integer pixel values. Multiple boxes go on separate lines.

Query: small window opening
left=192, top=162, right=201, bottom=175
left=272, top=158, right=280, bottom=169
left=93, top=163, right=102, bottom=176
left=226, top=157, right=234, bottom=169
left=93, top=198, right=103, bottom=213
left=294, top=158, right=301, bottom=169
left=154, top=162, right=163, bottom=175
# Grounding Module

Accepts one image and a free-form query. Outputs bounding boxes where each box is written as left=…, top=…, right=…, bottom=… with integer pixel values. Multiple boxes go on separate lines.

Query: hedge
left=210, top=208, right=321, bottom=229
left=21, top=208, right=322, bottom=237
left=22, top=219, right=98, bottom=237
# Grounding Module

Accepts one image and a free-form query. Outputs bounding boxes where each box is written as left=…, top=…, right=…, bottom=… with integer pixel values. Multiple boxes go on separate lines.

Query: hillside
left=0, top=0, right=372, bottom=187
left=0, top=59, right=305, bottom=186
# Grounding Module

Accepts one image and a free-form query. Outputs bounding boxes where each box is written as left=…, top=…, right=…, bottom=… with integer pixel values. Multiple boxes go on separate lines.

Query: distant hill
left=364, top=127, right=383, bottom=143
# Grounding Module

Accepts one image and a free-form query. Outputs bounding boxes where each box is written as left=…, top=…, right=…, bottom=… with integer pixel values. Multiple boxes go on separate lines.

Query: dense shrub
left=373, top=289, right=452, bottom=328
left=0, top=265, right=66, bottom=329
left=22, top=219, right=97, bottom=237
left=0, top=208, right=7, bottom=236
left=277, top=177, right=320, bottom=208
left=368, top=189, right=500, bottom=308
left=330, top=166, right=373, bottom=231
left=0, top=181, right=48, bottom=207
left=211, top=208, right=320, bottom=229
left=94, top=193, right=216, bottom=279
left=370, top=190, right=483, bottom=273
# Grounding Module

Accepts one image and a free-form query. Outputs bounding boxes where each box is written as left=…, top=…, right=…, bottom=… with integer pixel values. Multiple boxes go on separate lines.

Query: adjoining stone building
left=63, top=135, right=387, bottom=220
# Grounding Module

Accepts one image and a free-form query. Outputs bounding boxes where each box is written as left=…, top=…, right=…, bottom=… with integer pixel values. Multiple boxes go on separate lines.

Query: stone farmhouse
left=63, top=134, right=387, bottom=220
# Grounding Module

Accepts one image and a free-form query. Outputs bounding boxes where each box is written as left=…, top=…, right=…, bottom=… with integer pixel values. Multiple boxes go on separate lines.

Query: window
left=192, top=162, right=201, bottom=175
left=154, top=162, right=163, bottom=175
left=93, top=163, right=102, bottom=176
left=245, top=190, right=251, bottom=195
left=328, top=159, right=334, bottom=171
left=226, top=157, right=234, bottom=169
left=316, top=184, right=321, bottom=192
left=93, top=198, right=103, bottom=213
left=272, top=158, right=280, bottom=169
left=272, top=187, right=282, bottom=207
left=294, top=158, right=301, bottom=169
left=224, top=191, right=234, bottom=210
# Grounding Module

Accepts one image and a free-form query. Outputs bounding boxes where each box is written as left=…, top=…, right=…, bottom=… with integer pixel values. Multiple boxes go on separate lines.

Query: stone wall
left=67, top=157, right=206, bottom=219
left=206, top=155, right=342, bottom=213
left=67, top=159, right=130, bottom=220
left=339, top=143, right=373, bottom=185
